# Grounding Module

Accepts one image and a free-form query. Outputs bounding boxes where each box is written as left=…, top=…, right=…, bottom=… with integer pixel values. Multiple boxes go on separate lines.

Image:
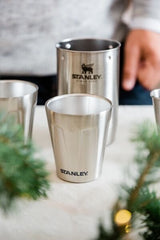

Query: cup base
left=57, top=172, right=100, bottom=183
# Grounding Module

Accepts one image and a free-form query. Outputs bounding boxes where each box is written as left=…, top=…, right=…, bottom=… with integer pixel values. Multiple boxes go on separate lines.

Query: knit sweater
left=0, top=0, right=160, bottom=75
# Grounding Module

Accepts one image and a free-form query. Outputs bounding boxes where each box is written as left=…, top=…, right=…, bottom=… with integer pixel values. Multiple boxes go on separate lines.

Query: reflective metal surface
left=45, top=94, right=112, bottom=183
left=56, top=38, right=120, bottom=144
left=150, top=89, right=160, bottom=127
left=0, top=80, right=38, bottom=140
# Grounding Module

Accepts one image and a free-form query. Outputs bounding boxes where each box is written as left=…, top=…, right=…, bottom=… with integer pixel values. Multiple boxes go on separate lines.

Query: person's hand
left=122, top=29, right=160, bottom=91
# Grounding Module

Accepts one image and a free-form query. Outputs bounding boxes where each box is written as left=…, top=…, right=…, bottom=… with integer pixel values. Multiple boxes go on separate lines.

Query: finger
left=122, top=45, right=140, bottom=91
left=138, top=50, right=160, bottom=89
left=138, top=61, right=160, bottom=90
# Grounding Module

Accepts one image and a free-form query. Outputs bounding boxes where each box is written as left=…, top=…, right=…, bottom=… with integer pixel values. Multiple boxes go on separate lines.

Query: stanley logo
left=81, top=63, right=93, bottom=74
left=72, top=63, right=102, bottom=81
left=60, top=169, right=88, bottom=177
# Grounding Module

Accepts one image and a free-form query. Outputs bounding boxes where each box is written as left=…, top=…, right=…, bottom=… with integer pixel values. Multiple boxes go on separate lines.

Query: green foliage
left=95, top=121, right=160, bottom=240
left=137, top=188, right=160, bottom=240
left=95, top=223, right=121, bottom=240
left=0, top=113, right=50, bottom=212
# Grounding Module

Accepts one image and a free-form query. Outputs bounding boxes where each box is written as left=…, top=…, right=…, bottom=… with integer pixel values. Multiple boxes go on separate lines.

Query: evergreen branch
left=95, top=121, right=160, bottom=240
left=127, top=152, right=159, bottom=209
left=0, top=112, right=50, bottom=212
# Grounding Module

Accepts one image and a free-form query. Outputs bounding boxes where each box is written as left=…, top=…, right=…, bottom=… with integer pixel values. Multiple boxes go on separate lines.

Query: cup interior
left=56, top=38, right=120, bottom=52
left=0, top=80, right=38, bottom=98
left=46, top=94, right=111, bottom=115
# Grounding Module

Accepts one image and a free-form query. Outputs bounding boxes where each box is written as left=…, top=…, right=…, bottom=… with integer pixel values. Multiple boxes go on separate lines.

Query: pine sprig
left=96, top=222, right=121, bottom=240
left=95, top=121, right=160, bottom=240
left=0, top=113, right=50, bottom=212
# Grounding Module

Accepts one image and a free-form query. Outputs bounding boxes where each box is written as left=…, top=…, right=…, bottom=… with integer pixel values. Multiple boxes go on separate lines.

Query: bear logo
left=81, top=63, right=94, bottom=74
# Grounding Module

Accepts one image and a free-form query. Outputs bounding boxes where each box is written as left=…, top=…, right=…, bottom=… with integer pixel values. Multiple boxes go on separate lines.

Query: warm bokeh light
left=114, top=209, right=132, bottom=226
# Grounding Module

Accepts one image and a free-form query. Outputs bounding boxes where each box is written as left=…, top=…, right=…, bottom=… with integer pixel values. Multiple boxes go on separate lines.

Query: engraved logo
left=81, top=63, right=94, bottom=74
left=72, top=63, right=102, bottom=81
left=60, top=169, right=88, bottom=177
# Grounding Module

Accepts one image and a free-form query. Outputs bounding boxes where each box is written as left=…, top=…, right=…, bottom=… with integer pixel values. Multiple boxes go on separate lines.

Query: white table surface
left=0, top=106, right=155, bottom=240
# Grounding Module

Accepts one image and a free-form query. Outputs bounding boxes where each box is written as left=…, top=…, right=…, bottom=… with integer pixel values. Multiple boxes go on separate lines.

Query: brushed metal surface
left=0, top=80, right=38, bottom=140
left=56, top=38, right=120, bottom=144
left=45, top=93, right=112, bottom=183
left=150, top=89, right=160, bottom=127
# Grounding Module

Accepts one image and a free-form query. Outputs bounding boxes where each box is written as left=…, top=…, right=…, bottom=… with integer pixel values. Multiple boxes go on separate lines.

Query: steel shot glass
left=45, top=93, right=112, bottom=183
left=56, top=38, right=120, bottom=144
left=0, top=80, right=38, bottom=140
left=150, top=89, right=160, bottom=127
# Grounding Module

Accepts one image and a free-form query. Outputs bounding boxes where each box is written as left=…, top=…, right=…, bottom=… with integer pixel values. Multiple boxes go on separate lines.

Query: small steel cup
left=56, top=38, right=120, bottom=145
left=0, top=80, right=38, bottom=140
left=45, top=93, right=112, bottom=183
left=150, top=89, right=160, bottom=127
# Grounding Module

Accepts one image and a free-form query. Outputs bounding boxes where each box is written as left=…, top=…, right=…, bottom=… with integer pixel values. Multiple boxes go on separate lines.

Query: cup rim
left=45, top=93, right=112, bottom=116
left=150, top=89, right=160, bottom=99
left=56, top=38, right=121, bottom=53
left=0, top=79, right=39, bottom=99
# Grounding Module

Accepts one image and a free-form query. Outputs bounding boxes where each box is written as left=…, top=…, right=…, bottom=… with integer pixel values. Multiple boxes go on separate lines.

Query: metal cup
left=150, top=89, right=160, bottom=127
left=45, top=93, right=112, bottom=183
left=56, top=38, right=120, bottom=144
left=0, top=80, right=38, bottom=140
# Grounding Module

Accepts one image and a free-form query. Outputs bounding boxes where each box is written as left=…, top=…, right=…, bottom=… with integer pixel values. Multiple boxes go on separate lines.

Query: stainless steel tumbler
left=0, top=80, right=38, bottom=140
left=150, top=89, right=160, bottom=127
left=56, top=38, right=120, bottom=144
left=45, top=93, right=112, bottom=183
